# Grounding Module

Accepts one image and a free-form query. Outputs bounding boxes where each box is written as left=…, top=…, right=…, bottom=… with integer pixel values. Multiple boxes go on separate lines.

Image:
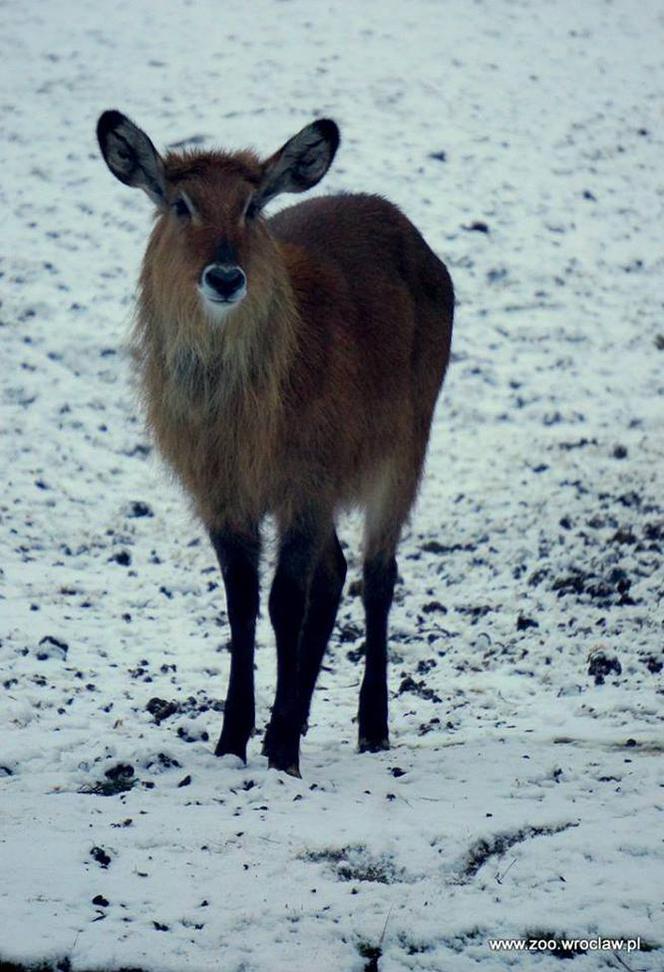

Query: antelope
left=97, top=110, right=454, bottom=777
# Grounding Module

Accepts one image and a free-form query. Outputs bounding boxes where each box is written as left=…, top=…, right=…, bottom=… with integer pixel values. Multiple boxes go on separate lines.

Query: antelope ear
left=254, top=119, right=340, bottom=211
left=97, top=110, right=167, bottom=206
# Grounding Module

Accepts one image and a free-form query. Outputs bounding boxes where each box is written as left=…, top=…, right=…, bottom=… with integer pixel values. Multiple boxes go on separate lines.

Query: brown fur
left=97, top=110, right=455, bottom=769
left=132, top=161, right=454, bottom=548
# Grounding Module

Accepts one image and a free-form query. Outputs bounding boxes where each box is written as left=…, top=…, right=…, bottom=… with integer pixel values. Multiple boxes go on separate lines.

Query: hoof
left=268, top=759, right=302, bottom=779
left=215, top=735, right=248, bottom=763
left=262, top=719, right=301, bottom=776
left=358, top=735, right=390, bottom=753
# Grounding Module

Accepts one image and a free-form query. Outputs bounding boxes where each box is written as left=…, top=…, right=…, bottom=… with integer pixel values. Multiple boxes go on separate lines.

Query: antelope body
left=97, top=110, right=453, bottom=776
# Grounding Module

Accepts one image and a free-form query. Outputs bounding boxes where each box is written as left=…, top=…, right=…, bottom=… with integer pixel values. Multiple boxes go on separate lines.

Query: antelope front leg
left=297, top=531, right=347, bottom=735
left=263, top=525, right=324, bottom=777
left=210, top=527, right=260, bottom=763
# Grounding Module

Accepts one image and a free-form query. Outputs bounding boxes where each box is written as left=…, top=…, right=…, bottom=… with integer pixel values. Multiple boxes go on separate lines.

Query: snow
left=1, top=0, right=663, bottom=969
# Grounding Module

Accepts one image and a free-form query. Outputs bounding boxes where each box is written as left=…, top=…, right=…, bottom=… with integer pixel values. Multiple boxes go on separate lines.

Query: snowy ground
left=1, top=0, right=663, bottom=970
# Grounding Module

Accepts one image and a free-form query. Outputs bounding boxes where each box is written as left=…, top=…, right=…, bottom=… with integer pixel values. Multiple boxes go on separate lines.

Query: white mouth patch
left=198, top=281, right=247, bottom=321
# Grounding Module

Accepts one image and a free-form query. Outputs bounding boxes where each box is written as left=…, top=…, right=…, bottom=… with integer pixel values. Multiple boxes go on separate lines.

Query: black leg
left=209, top=527, right=260, bottom=763
left=358, top=554, right=397, bottom=752
left=297, top=532, right=347, bottom=735
left=263, top=524, right=329, bottom=776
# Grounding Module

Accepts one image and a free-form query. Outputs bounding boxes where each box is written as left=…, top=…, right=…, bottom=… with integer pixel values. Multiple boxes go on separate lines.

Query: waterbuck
left=97, top=110, right=454, bottom=776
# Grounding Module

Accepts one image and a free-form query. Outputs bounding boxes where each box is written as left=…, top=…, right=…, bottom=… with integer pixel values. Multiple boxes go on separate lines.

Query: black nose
left=202, top=264, right=246, bottom=300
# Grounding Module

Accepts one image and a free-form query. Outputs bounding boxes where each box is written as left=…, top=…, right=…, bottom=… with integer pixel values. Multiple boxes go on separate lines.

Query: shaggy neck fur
left=132, top=242, right=298, bottom=529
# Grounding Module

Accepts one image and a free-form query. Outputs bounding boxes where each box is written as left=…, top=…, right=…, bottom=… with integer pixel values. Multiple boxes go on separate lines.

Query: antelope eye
left=172, top=196, right=191, bottom=218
